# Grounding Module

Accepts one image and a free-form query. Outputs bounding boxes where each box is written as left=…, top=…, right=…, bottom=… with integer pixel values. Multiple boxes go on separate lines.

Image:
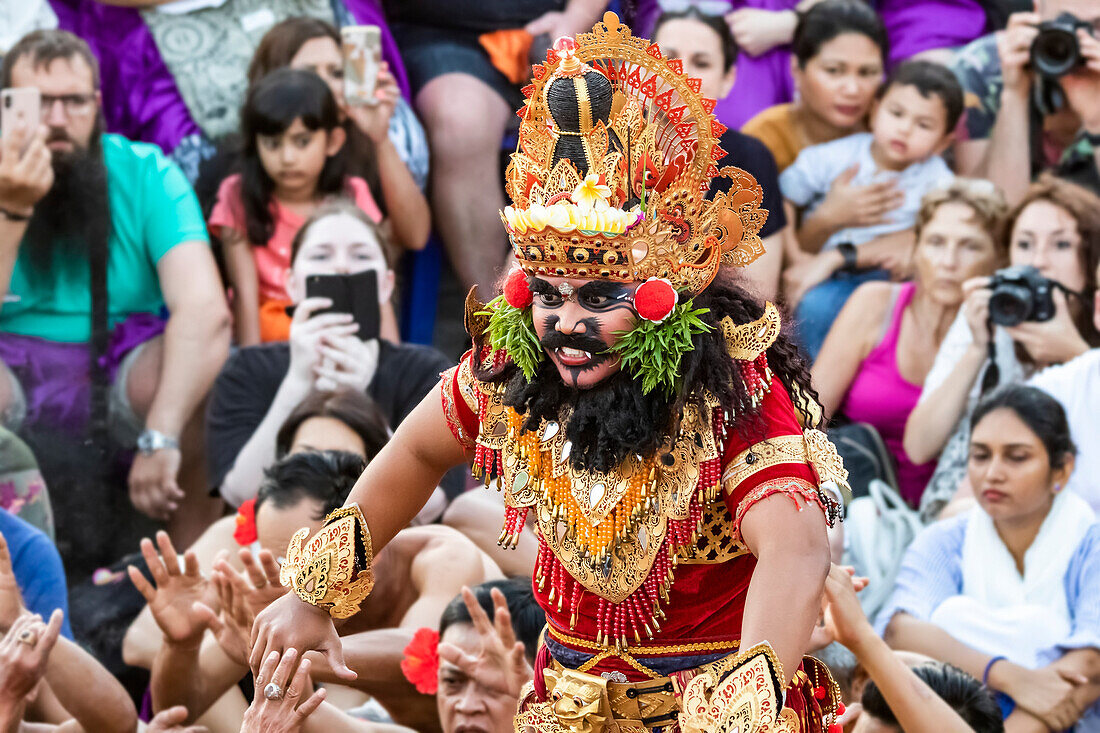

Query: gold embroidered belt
left=546, top=625, right=740, bottom=678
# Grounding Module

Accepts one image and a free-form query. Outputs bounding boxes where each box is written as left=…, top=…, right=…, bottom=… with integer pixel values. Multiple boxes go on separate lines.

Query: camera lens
left=989, top=284, right=1034, bottom=327
left=1031, top=27, right=1081, bottom=77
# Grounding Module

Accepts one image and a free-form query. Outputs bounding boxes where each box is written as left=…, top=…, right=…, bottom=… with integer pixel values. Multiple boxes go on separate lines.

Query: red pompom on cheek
left=503, top=269, right=534, bottom=309
left=633, top=278, right=678, bottom=322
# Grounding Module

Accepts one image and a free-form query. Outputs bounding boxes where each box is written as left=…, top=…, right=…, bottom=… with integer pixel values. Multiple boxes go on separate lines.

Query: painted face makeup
left=530, top=276, right=639, bottom=389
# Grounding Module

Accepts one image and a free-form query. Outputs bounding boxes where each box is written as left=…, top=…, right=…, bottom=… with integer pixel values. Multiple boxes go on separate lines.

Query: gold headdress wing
left=502, top=12, right=768, bottom=294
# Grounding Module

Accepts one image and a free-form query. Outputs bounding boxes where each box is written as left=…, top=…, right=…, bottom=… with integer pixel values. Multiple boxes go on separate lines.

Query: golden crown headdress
left=502, top=12, right=768, bottom=295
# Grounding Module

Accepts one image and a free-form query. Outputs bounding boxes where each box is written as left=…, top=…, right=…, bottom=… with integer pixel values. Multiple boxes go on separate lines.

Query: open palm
left=128, top=532, right=210, bottom=646
left=437, top=586, right=532, bottom=699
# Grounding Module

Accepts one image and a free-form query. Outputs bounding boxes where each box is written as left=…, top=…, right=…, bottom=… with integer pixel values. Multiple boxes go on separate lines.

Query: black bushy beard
left=481, top=272, right=821, bottom=474
left=23, top=119, right=111, bottom=280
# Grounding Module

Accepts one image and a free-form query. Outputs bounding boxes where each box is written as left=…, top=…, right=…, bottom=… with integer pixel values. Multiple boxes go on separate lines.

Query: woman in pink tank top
left=811, top=181, right=1006, bottom=506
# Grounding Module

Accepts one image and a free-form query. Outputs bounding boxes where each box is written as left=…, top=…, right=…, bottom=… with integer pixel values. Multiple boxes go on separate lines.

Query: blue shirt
left=0, top=509, right=72, bottom=639
left=779, top=132, right=953, bottom=251
left=876, top=513, right=1100, bottom=657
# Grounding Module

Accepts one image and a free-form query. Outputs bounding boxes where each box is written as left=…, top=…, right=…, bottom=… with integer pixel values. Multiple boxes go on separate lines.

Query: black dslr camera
left=1031, top=13, right=1094, bottom=78
left=988, top=265, right=1056, bottom=327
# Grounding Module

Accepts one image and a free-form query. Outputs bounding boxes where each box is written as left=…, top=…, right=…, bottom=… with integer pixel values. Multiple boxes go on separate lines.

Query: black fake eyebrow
left=575, top=281, right=630, bottom=299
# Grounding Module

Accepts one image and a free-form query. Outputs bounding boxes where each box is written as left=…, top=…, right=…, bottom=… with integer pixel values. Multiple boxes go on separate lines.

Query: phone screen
left=341, top=25, right=382, bottom=106
left=305, top=270, right=381, bottom=341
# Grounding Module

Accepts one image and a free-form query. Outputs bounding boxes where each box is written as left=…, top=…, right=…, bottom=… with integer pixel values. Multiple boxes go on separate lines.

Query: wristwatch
left=136, top=428, right=179, bottom=455
left=836, top=242, right=858, bottom=272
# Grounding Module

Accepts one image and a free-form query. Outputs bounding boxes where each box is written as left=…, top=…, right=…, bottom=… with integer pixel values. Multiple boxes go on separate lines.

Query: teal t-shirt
left=0, top=134, right=209, bottom=343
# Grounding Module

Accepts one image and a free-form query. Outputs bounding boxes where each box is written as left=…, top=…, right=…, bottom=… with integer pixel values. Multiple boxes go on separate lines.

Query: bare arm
left=902, top=343, right=985, bottom=463
left=811, top=283, right=885, bottom=419
left=823, top=565, right=978, bottom=733
left=374, top=139, right=430, bottom=251
left=151, top=636, right=244, bottom=723
left=740, top=493, right=831, bottom=685
left=39, top=636, right=137, bottom=733
left=219, top=228, right=261, bottom=347
left=147, top=242, right=231, bottom=440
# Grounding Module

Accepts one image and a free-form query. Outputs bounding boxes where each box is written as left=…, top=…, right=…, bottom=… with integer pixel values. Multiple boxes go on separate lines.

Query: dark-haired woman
left=742, top=0, right=887, bottom=172
left=250, top=17, right=431, bottom=256
left=208, top=69, right=382, bottom=345
left=652, top=7, right=791, bottom=299
left=879, top=385, right=1100, bottom=730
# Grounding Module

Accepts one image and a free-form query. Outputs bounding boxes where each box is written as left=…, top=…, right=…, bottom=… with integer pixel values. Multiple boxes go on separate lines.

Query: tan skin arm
left=219, top=227, right=262, bottom=348
left=810, top=282, right=889, bottom=419
left=250, top=385, right=468, bottom=677
left=740, top=492, right=831, bottom=687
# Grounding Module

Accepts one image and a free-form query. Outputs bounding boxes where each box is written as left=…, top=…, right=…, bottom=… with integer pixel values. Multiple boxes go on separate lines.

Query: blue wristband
left=983, top=656, right=1006, bottom=687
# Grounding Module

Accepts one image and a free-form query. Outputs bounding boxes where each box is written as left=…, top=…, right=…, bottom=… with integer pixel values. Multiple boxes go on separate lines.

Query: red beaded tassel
left=499, top=506, right=528, bottom=548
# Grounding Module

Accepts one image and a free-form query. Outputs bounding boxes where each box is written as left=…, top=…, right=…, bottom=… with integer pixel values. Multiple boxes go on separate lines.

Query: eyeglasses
left=40, top=93, right=96, bottom=119
left=657, top=0, right=731, bottom=15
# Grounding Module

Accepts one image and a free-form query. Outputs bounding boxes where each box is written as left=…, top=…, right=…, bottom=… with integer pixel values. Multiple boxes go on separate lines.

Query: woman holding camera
left=811, top=180, right=1006, bottom=507
left=904, top=176, right=1100, bottom=518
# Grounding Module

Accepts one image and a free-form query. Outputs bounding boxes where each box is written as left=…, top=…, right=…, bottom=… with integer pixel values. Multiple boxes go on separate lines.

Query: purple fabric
left=876, top=0, right=986, bottom=67
left=632, top=0, right=797, bottom=131
left=48, top=0, right=411, bottom=154
left=0, top=314, right=166, bottom=437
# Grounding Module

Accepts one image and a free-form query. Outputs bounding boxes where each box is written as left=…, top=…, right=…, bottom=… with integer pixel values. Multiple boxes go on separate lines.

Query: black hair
left=239, top=68, right=347, bottom=246
left=652, top=8, right=739, bottom=72
left=970, top=384, right=1076, bottom=470
left=792, top=0, right=888, bottom=68
left=476, top=270, right=819, bottom=474
left=877, top=59, right=964, bottom=134
left=439, top=578, right=545, bottom=665
left=547, top=69, right=619, bottom=176
left=862, top=663, right=1004, bottom=733
left=254, top=450, right=365, bottom=521
left=275, top=388, right=391, bottom=460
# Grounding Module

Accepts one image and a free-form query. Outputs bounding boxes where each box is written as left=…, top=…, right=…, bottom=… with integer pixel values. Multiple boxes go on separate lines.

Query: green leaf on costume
left=609, top=300, right=712, bottom=396
left=480, top=296, right=543, bottom=381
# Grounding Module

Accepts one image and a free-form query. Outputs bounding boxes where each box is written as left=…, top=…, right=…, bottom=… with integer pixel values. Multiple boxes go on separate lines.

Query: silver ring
left=263, top=682, right=283, bottom=700
left=16, top=629, right=36, bottom=646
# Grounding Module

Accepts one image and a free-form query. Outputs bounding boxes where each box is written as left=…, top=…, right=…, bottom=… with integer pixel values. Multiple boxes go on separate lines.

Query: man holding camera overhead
left=950, top=0, right=1100, bottom=205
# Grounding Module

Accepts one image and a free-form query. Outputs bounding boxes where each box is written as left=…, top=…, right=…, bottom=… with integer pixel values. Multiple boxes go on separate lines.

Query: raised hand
left=128, top=532, right=211, bottom=647
left=243, top=649, right=326, bottom=733
left=0, top=611, right=64, bottom=705
left=0, top=532, right=26, bottom=634
left=437, top=586, right=532, bottom=700
left=192, top=561, right=260, bottom=667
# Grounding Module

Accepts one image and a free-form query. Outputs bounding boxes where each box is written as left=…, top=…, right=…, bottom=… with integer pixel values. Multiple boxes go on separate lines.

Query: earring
left=1054, top=483, right=1063, bottom=493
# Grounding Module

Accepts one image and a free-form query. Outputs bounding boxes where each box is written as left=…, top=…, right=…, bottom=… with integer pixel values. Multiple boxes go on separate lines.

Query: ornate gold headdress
left=502, top=12, right=768, bottom=295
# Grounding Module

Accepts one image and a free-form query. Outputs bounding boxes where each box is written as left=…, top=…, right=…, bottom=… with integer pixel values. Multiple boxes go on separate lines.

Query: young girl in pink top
left=210, top=68, right=383, bottom=345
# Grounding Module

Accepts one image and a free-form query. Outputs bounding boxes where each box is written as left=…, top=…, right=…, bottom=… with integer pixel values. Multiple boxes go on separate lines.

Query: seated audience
left=950, top=3, right=1100, bottom=204
left=386, top=0, right=607, bottom=294
left=435, top=579, right=544, bottom=733
left=651, top=5, right=791, bottom=300
left=131, top=451, right=499, bottom=732
left=205, top=198, right=459, bottom=506
left=904, top=176, right=1100, bottom=518
left=0, top=30, right=230, bottom=546
left=818, top=564, right=1002, bottom=733
left=248, top=17, right=431, bottom=253
left=813, top=180, right=1005, bottom=507
left=52, top=0, right=420, bottom=183
left=743, top=0, right=887, bottom=173
left=782, top=59, right=961, bottom=357
left=209, top=69, right=384, bottom=345
left=880, top=385, right=1100, bottom=730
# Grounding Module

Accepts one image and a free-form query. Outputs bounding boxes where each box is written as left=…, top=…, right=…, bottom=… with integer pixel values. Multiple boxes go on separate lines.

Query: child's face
left=870, top=84, right=951, bottom=169
left=256, top=118, right=343, bottom=196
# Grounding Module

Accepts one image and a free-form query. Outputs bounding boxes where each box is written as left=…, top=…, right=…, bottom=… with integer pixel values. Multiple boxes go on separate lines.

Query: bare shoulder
left=404, top=526, right=501, bottom=585
left=839, top=280, right=895, bottom=329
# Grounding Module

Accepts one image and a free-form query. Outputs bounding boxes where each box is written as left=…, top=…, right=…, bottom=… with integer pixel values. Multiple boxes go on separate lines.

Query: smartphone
left=0, top=88, right=40, bottom=154
left=306, top=269, right=381, bottom=341
left=342, top=25, right=382, bottom=106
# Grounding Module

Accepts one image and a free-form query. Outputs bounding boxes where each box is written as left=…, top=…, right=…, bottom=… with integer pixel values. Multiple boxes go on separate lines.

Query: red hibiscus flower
left=401, top=627, right=440, bottom=695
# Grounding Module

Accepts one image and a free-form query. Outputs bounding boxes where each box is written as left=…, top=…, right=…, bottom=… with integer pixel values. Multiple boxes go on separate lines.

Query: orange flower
left=401, top=627, right=440, bottom=695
